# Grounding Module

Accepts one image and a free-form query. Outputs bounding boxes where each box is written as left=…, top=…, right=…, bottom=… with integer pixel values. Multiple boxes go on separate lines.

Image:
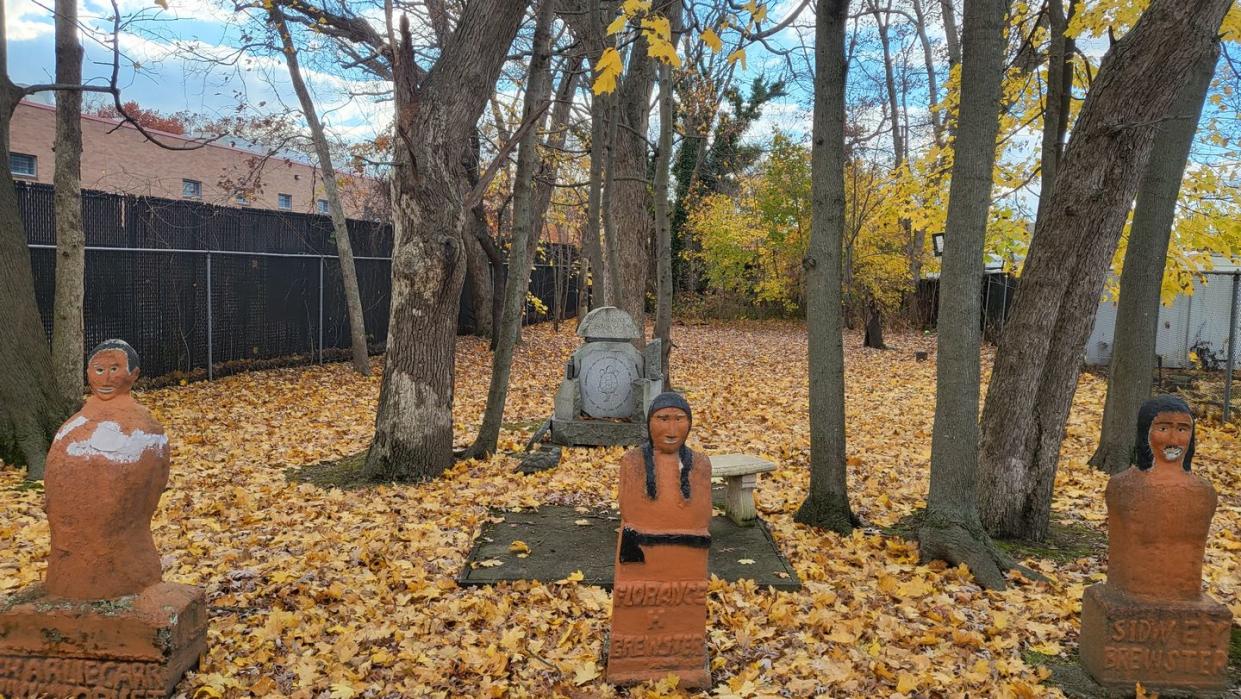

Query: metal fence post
left=318, top=256, right=325, bottom=364
left=1224, top=273, right=1239, bottom=421
left=206, top=251, right=213, bottom=380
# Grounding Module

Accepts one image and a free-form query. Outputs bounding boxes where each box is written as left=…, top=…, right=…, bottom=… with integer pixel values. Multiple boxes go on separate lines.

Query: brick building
left=9, top=99, right=385, bottom=220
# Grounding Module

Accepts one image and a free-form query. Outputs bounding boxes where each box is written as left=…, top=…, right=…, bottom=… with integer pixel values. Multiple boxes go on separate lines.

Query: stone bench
left=710, top=454, right=776, bottom=526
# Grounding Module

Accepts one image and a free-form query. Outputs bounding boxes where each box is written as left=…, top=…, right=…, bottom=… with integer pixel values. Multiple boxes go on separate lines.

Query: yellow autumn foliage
left=2, top=323, right=1236, bottom=696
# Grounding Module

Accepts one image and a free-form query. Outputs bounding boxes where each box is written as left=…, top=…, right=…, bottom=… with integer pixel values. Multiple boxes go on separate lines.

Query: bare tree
left=357, top=1, right=529, bottom=481
left=268, top=8, right=371, bottom=376
left=1089, top=44, right=1219, bottom=474
left=50, top=0, right=85, bottom=405
left=463, top=0, right=556, bottom=459
left=939, top=0, right=960, bottom=68
left=795, top=0, right=858, bottom=535
left=917, top=0, right=1013, bottom=590
left=977, top=0, right=1232, bottom=540
left=1033, top=0, right=1076, bottom=225
left=653, top=1, right=684, bottom=379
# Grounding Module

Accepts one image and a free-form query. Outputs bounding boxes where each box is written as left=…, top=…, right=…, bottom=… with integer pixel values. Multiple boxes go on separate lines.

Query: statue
left=606, top=393, right=712, bottom=689
left=548, top=306, right=664, bottom=447
left=0, top=340, right=208, bottom=698
left=1079, top=396, right=1232, bottom=692
left=46, top=339, right=168, bottom=599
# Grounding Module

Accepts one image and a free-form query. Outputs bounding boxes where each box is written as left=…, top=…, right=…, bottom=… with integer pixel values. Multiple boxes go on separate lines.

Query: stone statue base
left=605, top=576, right=711, bottom=690
left=1080, top=583, right=1231, bottom=693
left=550, top=418, right=647, bottom=447
left=0, top=582, right=207, bottom=698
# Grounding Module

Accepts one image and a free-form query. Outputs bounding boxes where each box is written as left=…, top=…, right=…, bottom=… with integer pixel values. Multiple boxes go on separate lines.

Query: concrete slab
left=458, top=505, right=801, bottom=591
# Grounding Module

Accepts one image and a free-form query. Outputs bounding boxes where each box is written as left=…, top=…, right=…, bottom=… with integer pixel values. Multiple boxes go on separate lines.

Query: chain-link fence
left=20, top=181, right=580, bottom=383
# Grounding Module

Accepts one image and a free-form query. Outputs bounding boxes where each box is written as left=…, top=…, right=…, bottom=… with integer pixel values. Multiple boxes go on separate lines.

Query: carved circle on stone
left=580, top=350, right=641, bottom=418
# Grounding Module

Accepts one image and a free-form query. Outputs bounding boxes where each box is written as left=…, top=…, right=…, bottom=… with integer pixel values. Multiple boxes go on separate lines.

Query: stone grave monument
left=550, top=306, right=663, bottom=447
left=1079, top=396, right=1232, bottom=693
left=607, top=392, right=711, bottom=689
left=0, top=340, right=208, bottom=698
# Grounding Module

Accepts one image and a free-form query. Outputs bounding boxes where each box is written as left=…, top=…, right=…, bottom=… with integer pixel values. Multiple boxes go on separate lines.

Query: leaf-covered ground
left=2, top=322, right=1238, bottom=698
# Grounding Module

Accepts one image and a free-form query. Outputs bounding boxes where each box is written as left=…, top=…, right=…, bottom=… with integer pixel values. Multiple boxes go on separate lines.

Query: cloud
left=6, top=0, right=56, bottom=41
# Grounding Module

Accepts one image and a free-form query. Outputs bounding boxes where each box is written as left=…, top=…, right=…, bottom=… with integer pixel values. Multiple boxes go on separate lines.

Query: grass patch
left=1231, top=626, right=1240, bottom=666
left=285, top=451, right=373, bottom=490
left=9, top=479, right=43, bottom=493
left=995, top=520, right=1104, bottom=564
left=1022, top=649, right=1058, bottom=667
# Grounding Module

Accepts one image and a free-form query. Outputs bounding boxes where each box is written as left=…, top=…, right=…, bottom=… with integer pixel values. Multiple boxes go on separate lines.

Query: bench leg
left=724, top=474, right=759, bottom=526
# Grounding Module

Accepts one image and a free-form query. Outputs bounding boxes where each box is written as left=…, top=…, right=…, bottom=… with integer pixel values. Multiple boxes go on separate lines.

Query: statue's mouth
left=1161, top=446, right=1184, bottom=461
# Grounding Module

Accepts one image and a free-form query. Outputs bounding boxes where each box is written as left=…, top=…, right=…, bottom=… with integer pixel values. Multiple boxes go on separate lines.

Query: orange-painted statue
left=606, top=392, right=712, bottom=689
left=1079, top=396, right=1232, bottom=692
left=46, top=339, right=169, bottom=599
left=0, top=340, right=207, bottom=698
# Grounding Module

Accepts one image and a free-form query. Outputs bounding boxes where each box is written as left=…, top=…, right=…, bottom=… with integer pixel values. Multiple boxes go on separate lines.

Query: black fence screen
left=20, top=181, right=579, bottom=381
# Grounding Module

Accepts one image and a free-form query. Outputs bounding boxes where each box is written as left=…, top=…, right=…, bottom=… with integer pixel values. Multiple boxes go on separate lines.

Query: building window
left=182, top=179, right=202, bottom=199
left=10, top=153, right=36, bottom=178
left=316, top=198, right=329, bottom=215
left=278, top=193, right=292, bottom=210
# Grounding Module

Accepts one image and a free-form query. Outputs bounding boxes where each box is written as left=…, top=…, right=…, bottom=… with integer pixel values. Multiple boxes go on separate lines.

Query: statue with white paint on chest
left=0, top=339, right=206, bottom=698
left=45, top=339, right=170, bottom=600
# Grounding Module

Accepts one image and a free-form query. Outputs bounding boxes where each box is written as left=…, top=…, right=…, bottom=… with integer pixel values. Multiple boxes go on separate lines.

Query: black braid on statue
left=641, top=441, right=695, bottom=500
left=643, top=442, right=657, bottom=499
left=679, top=444, right=693, bottom=499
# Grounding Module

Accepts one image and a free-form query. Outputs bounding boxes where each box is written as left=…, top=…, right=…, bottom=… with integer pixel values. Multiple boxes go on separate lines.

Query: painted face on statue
left=649, top=407, right=690, bottom=454
left=1148, top=410, right=1193, bottom=466
left=87, top=349, right=138, bottom=401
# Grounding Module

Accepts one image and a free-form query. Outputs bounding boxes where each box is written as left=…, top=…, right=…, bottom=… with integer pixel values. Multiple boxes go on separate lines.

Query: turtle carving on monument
left=549, top=306, right=664, bottom=446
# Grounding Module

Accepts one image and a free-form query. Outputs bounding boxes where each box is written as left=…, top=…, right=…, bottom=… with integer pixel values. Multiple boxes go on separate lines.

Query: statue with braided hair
left=1079, top=395, right=1232, bottom=692
left=606, top=392, right=712, bottom=688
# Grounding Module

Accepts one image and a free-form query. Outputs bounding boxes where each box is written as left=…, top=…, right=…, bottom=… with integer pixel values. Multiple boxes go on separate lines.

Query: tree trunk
left=271, top=9, right=370, bottom=375
left=0, top=79, right=72, bottom=478
left=918, top=0, right=1013, bottom=590
left=653, top=2, right=681, bottom=380
left=1089, top=45, right=1217, bottom=474
left=794, top=0, right=857, bottom=535
left=362, top=2, right=527, bottom=482
left=939, top=0, right=961, bottom=68
left=524, top=56, right=583, bottom=274
left=610, top=43, right=656, bottom=336
left=463, top=226, right=494, bottom=338
left=552, top=244, right=564, bottom=332
left=585, top=92, right=608, bottom=304
left=1033, top=0, right=1074, bottom=226
left=463, top=0, right=555, bottom=459
left=600, top=93, right=625, bottom=311
left=977, top=0, right=1231, bottom=540
left=51, top=0, right=85, bottom=404
left=863, top=302, right=886, bottom=349
left=910, top=0, right=943, bottom=141
left=872, top=3, right=910, bottom=326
